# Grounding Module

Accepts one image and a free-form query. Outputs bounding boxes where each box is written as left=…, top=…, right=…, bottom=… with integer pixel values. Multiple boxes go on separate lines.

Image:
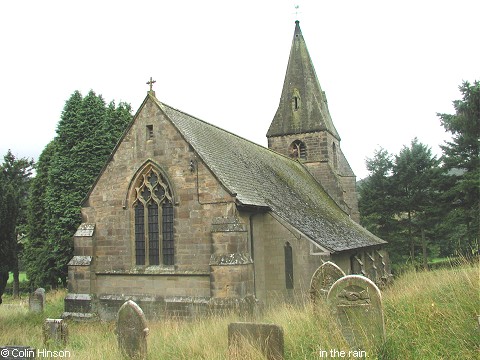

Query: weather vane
left=293, top=1, right=302, bottom=21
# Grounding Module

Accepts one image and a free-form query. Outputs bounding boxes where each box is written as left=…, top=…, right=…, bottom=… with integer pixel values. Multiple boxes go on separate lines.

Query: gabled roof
left=152, top=96, right=385, bottom=253
left=267, top=21, right=340, bottom=139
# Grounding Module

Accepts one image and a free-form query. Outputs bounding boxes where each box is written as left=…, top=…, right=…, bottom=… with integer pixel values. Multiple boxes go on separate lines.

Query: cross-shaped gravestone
left=116, top=300, right=149, bottom=360
left=146, top=77, right=156, bottom=92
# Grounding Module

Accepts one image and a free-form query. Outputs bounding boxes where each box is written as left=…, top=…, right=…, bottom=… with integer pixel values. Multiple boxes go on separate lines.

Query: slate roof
left=267, top=20, right=340, bottom=139
left=154, top=97, right=386, bottom=253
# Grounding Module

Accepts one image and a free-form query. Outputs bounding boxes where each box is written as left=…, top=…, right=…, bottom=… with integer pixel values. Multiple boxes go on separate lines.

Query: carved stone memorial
left=310, top=261, right=345, bottom=302
left=327, top=275, right=385, bottom=350
left=228, top=322, right=284, bottom=360
left=43, top=318, right=68, bottom=347
left=29, top=288, right=45, bottom=313
left=116, top=300, right=149, bottom=359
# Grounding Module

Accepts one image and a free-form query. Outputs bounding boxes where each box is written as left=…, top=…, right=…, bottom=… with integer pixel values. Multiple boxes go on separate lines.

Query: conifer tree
left=391, top=139, right=440, bottom=263
left=437, top=80, right=480, bottom=255
left=24, top=90, right=132, bottom=287
left=24, top=141, right=58, bottom=288
left=359, top=148, right=396, bottom=240
left=0, top=181, right=17, bottom=303
left=0, top=150, right=33, bottom=300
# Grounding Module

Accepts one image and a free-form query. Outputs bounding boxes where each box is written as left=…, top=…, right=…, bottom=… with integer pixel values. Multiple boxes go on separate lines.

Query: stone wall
left=247, top=212, right=325, bottom=305
left=66, top=95, right=247, bottom=319
left=267, top=131, right=360, bottom=222
left=81, top=96, right=234, bottom=277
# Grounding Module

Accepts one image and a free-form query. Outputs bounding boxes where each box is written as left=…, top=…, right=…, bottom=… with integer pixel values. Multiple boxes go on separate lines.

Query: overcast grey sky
left=1, top=0, right=478, bottom=179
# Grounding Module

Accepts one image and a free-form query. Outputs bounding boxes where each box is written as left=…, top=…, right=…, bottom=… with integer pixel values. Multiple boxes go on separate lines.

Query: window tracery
left=133, top=166, right=174, bottom=266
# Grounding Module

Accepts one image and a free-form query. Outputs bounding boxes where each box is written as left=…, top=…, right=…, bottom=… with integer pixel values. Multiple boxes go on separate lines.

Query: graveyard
left=0, top=261, right=478, bottom=359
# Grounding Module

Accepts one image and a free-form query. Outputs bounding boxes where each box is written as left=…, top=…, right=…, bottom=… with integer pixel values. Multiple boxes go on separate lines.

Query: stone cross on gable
left=146, top=77, right=156, bottom=92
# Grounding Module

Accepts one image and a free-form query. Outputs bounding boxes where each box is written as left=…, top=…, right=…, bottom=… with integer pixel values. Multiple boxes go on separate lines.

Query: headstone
left=29, top=288, right=45, bottom=313
left=327, top=275, right=385, bottom=350
left=228, top=322, right=284, bottom=360
left=310, top=261, right=345, bottom=302
left=240, top=294, right=258, bottom=318
left=43, top=318, right=68, bottom=347
left=0, top=346, right=36, bottom=359
left=36, top=288, right=46, bottom=307
left=116, top=300, right=149, bottom=360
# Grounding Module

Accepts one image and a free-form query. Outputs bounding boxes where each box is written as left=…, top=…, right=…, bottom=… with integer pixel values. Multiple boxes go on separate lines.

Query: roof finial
left=146, top=77, right=156, bottom=93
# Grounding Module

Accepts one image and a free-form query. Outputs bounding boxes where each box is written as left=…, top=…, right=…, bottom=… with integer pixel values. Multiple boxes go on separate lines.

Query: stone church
left=64, top=21, right=390, bottom=320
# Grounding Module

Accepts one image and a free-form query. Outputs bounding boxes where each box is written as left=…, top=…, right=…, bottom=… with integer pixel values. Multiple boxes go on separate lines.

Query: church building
left=64, top=21, right=390, bottom=320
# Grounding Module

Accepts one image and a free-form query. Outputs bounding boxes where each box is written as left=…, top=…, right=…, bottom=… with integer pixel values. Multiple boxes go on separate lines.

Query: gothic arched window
left=289, top=140, right=307, bottom=160
left=133, top=166, right=174, bottom=266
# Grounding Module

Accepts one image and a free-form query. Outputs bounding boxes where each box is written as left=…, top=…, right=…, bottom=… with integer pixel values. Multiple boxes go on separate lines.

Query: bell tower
left=267, top=21, right=360, bottom=222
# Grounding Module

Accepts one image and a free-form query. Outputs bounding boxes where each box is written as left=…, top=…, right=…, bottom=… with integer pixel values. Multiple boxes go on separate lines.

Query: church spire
left=267, top=21, right=340, bottom=140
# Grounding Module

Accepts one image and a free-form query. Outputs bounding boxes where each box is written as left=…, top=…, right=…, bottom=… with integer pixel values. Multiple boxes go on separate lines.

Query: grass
left=0, top=262, right=478, bottom=359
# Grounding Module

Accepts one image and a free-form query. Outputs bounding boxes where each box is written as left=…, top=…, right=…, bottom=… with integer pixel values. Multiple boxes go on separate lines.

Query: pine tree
left=391, top=138, right=440, bottom=263
left=0, top=180, right=17, bottom=303
left=0, top=150, right=33, bottom=300
left=359, top=148, right=396, bottom=239
left=437, top=80, right=480, bottom=255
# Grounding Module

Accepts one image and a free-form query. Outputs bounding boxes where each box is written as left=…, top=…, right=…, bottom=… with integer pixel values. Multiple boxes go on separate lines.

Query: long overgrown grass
left=0, top=262, right=478, bottom=359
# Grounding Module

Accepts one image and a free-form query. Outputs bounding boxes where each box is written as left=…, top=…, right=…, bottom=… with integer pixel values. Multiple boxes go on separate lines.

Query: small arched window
left=289, top=140, right=307, bottom=160
left=133, top=165, right=174, bottom=266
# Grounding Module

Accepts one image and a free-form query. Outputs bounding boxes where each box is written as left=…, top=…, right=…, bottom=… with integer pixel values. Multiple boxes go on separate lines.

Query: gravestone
left=228, top=322, right=284, bottom=360
left=29, top=288, right=46, bottom=313
left=43, top=318, right=68, bottom=347
left=327, top=275, right=385, bottom=350
left=116, top=300, right=149, bottom=360
left=310, top=261, right=345, bottom=302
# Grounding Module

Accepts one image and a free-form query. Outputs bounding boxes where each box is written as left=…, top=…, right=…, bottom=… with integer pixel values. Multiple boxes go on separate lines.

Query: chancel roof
left=153, top=97, right=385, bottom=253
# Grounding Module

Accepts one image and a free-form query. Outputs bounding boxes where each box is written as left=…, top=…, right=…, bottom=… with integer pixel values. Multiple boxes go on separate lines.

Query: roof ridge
left=158, top=100, right=302, bottom=164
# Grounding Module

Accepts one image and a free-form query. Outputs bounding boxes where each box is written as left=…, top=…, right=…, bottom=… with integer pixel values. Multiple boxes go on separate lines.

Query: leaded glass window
left=162, top=201, right=174, bottom=265
left=284, top=242, right=294, bottom=289
left=133, top=166, right=174, bottom=266
left=134, top=203, right=145, bottom=265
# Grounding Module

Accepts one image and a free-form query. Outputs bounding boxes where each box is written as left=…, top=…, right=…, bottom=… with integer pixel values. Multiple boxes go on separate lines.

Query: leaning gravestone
left=228, top=322, right=284, bottom=360
left=43, top=318, right=68, bottom=347
left=116, top=300, right=149, bottom=360
left=327, top=275, right=385, bottom=350
left=29, top=288, right=46, bottom=313
left=310, top=261, right=345, bottom=302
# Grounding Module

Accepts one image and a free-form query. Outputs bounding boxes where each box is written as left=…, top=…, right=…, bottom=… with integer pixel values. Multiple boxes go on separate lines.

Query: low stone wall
left=64, top=293, right=259, bottom=321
